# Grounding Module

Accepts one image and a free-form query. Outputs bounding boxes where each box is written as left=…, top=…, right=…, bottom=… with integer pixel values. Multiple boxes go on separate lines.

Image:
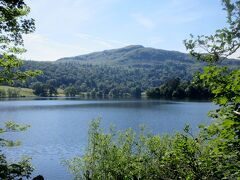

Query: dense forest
left=9, top=45, right=240, bottom=98
left=19, top=61, right=191, bottom=97
left=146, top=76, right=212, bottom=99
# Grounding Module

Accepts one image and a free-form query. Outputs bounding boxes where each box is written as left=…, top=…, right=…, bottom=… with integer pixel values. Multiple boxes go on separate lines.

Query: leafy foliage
left=184, top=0, right=240, bottom=178
left=0, top=0, right=41, bottom=179
left=198, top=66, right=240, bottom=178
left=184, top=0, right=240, bottom=62
left=0, top=53, right=41, bottom=84
left=32, top=82, right=58, bottom=97
left=0, top=122, right=33, bottom=179
left=199, top=66, right=240, bottom=105
left=64, top=85, right=78, bottom=97
left=18, top=61, right=192, bottom=97
left=0, top=0, right=41, bottom=85
left=65, top=119, right=237, bottom=180
left=0, top=0, right=35, bottom=49
left=146, top=76, right=212, bottom=99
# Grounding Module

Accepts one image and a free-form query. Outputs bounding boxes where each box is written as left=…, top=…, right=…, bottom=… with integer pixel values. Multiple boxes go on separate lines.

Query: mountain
left=57, top=45, right=196, bottom=64
left=17, top=45, right=240, bottom=97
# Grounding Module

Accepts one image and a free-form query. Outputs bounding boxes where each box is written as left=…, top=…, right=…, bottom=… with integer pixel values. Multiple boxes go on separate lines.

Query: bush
left=65, top=119, right=236, bottom=180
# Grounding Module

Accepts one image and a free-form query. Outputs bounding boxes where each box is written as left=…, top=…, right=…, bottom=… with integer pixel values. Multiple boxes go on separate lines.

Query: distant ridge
left=56, top=45, right=196, bottom=64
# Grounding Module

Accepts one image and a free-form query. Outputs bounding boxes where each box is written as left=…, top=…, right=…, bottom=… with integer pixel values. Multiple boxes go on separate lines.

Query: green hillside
left=57, top=45, right=239, bottom=66
left=57, top=45, right=196, bottom=64
left=15, top=45, right=240, bottom=97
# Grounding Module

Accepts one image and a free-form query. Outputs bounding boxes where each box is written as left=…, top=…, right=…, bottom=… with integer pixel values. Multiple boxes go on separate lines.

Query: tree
left=184, top=0, right=240, bottom=178
left=32, top=82, right=48, bottom=97
left=131, top=87, right=141, bottom=98
left=32, top=82, right=58, bottom=97
left=0, top=0, right=41, bottom=84
left=0, top=0, right=42, bottom=179
left=146, top=77, right=212, bottom=99
left=184, top=0, right=240, bottom=62
left=64, top=86, right=77, bottom=97
left=48, top=85, right=58, bottom=97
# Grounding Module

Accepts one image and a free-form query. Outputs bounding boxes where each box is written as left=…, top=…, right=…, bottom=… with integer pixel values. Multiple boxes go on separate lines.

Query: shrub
left=65, top=119, right=234, bottom=180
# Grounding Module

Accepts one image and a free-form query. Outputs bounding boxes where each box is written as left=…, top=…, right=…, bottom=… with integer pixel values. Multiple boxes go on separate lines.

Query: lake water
left=0, top=99, right=216, bottom=180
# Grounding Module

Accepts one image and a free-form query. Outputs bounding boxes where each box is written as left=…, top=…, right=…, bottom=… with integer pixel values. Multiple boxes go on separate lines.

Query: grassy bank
left=0, top=86, right=66, bottom=98
left=0, top=86, right=35, bottom=98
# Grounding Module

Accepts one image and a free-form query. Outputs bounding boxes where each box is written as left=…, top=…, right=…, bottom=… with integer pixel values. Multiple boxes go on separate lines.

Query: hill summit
left=57, top=45, right=194, bottom=64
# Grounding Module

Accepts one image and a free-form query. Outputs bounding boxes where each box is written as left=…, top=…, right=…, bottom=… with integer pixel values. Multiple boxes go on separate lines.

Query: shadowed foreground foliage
left=0, top=0, right=42, bottom=179
left=0, top=122, right=33, bottom=179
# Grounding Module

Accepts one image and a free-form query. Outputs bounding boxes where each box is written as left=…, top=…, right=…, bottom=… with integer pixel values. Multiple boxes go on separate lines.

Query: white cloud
left=75, top=33, right=126, bottom=48
left=22, top=33, right=127, bottom=61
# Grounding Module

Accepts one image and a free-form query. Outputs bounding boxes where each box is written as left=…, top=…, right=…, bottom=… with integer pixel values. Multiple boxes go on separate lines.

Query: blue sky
left=23, top=0, right=227, bottom=61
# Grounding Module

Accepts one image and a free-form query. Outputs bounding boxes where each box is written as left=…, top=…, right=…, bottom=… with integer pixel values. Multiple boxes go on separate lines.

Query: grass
left=0, top=86, right=36, bottom=97
left=0, top=86, right=66, bottom=98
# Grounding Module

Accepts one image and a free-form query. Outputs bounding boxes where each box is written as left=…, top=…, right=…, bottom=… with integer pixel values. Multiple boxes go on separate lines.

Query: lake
left=0, top=99, right=216, bottom=180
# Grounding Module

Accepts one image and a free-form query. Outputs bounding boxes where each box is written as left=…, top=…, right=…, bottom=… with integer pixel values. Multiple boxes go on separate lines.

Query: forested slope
left=15, top=45, right=240, bottom=97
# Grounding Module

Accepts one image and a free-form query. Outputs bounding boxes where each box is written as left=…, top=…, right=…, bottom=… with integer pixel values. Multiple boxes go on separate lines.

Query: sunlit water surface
left=0, top=99, right=216, bottom=179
